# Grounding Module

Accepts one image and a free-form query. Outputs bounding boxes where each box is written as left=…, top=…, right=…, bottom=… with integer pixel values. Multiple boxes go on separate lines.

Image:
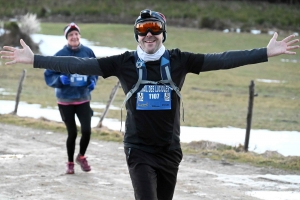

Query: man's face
left=138, top=31, right=163, bottom=54
left=67, top=30, right=80, bottom=48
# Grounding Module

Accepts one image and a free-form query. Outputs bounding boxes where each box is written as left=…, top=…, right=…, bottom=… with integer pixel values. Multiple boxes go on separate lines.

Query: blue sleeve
left=44, top=69, right=64, bottom=88
left=87, top=49, right=98, bottom=85
left=44, top=48, right=70, bottom=88
left=90, top=50, right=96, bottom=59
left=88, top=75, right=98, bottom=84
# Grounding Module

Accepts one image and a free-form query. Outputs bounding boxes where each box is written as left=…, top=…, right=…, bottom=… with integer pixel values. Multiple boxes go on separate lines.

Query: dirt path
left=0, top=123, right=299, bottom=200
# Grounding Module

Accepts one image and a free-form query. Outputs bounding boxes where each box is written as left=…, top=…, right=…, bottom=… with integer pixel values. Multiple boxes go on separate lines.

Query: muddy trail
left=0, top=123, right=299, bottom=200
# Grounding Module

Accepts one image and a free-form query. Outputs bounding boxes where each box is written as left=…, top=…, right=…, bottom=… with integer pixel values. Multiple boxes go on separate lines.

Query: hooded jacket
left=44, top=44, right=98, bottom=103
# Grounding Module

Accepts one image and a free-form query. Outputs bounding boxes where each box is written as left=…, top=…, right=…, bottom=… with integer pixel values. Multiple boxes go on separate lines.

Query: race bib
left=70, top=74, right=88, bottom=87
left=136, top=85, right=171, bottom=110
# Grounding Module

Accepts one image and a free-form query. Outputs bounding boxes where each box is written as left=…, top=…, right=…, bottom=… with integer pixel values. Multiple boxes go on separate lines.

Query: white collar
left=137, top=45, right=165, bottom=62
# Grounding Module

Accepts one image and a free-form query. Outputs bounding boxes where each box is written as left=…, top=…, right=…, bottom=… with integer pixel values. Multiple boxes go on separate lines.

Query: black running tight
left=58, top=102, right=93, bottom=162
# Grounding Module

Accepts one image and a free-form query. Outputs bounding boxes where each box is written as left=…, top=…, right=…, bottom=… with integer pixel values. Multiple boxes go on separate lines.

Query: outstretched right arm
left=1, top=39, right=103, bottom=76
left=34, top=55, right=102, bottom=75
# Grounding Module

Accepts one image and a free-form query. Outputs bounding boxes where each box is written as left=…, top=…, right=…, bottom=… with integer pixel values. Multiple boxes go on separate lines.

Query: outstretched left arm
left=201, top=33, right=299, bottom=72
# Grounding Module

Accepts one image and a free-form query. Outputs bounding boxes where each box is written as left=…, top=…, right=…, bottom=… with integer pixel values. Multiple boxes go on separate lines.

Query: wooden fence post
left=12, top=69, right=26, bottom=115
left=96, top=81, right=121, bottom=128
left=244, top=80, right=257, bottom=152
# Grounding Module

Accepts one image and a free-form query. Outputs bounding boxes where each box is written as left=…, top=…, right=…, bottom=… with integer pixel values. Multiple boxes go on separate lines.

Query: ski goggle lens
left=135, top=21, right=164, bottom=36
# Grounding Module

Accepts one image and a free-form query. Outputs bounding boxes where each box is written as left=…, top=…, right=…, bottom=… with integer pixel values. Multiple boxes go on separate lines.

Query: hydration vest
left=120, top=50, right=184, bottom=129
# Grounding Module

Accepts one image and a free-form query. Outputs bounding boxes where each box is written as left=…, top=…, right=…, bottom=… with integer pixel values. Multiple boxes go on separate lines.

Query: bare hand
left=0, top=39, right=34, bottom=65
left=267, top=32, right=299, bottom=57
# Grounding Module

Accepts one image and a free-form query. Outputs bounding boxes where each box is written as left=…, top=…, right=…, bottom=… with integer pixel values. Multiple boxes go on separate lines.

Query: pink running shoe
left=76, top=154, right=91, bottom=172
left=66, top=162, right=75, bottom=174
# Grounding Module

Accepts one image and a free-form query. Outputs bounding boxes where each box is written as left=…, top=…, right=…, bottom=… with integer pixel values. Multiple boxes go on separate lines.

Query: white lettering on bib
left=136, top=85, right=171, bottom=110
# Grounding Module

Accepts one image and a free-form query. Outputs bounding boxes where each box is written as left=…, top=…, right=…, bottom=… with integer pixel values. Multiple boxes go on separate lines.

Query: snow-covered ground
left=1, top=99, right=299, bottom=157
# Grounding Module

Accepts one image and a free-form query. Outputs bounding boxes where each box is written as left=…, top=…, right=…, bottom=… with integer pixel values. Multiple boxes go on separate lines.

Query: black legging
left=58, top=102, right=92, bottom=162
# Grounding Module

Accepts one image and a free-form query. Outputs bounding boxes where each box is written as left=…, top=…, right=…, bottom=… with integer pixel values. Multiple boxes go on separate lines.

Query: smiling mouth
left=144, top=40, right=155, bottom=43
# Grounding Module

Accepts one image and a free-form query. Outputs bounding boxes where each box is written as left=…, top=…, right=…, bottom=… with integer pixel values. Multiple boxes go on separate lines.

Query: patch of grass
left=181, top=141, right=300, bottom=172
left=1, top=23, right=299, bottom=132
left=0, top=114, right=123, bottom=143
left=1, top=114, right=299, bottom=171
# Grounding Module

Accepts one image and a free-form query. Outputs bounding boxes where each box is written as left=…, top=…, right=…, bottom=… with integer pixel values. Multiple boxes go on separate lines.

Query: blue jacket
left=44, top=44, right=98, bottom=103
